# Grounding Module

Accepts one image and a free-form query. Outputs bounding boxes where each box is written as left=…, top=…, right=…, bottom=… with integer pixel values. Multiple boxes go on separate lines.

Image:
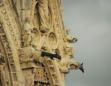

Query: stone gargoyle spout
left=69, top=61, right=84, bottom=73
left=59, top=58, right=84, bottom=73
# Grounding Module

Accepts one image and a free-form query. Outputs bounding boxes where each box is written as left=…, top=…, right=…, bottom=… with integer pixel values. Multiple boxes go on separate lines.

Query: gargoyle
left=59, top=58, right=84, bottom=73
left=66, top=36, right=78, bottom=43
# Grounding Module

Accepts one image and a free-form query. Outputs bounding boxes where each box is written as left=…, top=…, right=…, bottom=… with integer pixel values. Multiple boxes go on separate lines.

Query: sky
left=63, top=0, right=111, bottom=86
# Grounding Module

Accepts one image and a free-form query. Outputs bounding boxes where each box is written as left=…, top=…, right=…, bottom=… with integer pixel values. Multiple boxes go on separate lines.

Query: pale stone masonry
left=0, top=0, right=83, bottom=86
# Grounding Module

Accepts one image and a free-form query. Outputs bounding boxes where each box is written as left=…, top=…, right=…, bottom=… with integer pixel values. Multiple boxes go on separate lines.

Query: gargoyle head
left=68, top=60, right=84, bottom=73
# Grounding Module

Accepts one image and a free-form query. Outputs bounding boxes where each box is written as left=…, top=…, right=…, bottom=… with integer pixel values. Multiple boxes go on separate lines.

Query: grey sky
left=63, top=0, right=111, bottom=86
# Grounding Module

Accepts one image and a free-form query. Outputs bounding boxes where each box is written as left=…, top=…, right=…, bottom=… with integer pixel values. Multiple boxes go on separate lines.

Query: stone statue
left=38, top=0, right=49, bottom=33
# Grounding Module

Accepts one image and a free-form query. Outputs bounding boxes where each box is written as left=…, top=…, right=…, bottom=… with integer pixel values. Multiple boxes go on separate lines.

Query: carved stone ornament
left=0, top=0, right=84, bottom=86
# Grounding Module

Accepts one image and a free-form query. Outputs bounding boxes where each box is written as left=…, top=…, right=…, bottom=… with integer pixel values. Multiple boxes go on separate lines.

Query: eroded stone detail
left=0, top=0, right=84, bottom=86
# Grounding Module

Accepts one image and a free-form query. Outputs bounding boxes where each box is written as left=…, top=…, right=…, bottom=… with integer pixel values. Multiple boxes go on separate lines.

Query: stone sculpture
left=0, top=0, right=84, bottom=86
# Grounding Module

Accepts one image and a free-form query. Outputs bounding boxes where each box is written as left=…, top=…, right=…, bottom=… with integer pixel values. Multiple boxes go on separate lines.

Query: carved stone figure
left=38, top=0, right=49, bottom=33
left=0, top=0, right=84, bottom=86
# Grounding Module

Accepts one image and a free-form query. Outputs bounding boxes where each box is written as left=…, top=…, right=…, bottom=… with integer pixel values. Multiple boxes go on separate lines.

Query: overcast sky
left=63, top=0, right=111, bottom=86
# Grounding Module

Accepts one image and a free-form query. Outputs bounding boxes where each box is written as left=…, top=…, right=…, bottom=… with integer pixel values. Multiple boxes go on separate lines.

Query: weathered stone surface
left=0, top=0, right=83, bottom=86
